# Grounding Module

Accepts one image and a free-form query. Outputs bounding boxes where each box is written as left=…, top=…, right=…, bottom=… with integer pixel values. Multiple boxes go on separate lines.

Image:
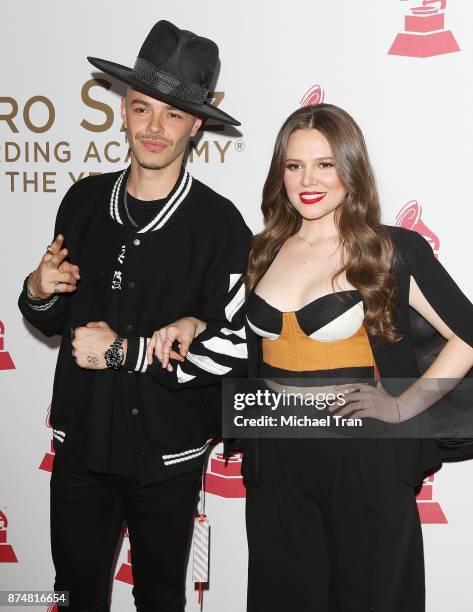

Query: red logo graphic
left=204, top=447, right=246, bottom=498
left=0, top=321, right=15, bottom=370
left=115, top=524, right=133, bottom=585
left=39, top=405, right=55, bottom=473
left=395, top=200, right=440, bottom=257
left=0, top=511, right=18, bottom=563
left=389, top=0, right=460, bottom=58
left=46, top=606, right=58, bottom=612
left=300, top=84, right=325, bottom=107
left=416, top=474, right=447, bottom=523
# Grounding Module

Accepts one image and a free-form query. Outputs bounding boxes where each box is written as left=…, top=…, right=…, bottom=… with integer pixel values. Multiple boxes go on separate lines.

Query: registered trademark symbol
left=234, top=140, right=245, bottom=152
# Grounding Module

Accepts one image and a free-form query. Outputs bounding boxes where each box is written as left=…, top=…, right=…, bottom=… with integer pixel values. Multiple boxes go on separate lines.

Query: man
left=19, top=20, right=251, bottom=612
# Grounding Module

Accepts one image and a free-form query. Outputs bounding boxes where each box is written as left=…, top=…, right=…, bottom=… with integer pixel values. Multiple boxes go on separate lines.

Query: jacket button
left=127, top=281, right=135, bottom=289
left=131, top=408, right=139, bottom=416
left=133, top=238, right=141, bottom=246
left=125, top=323, right=134, bottom=332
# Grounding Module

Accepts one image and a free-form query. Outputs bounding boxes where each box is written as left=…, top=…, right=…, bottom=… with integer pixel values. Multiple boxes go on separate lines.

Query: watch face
left=105, top=346, right=124, bottom=369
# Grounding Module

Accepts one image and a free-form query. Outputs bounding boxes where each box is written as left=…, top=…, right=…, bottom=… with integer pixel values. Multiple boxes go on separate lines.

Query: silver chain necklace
left=123, top=176, right=139, bottom=228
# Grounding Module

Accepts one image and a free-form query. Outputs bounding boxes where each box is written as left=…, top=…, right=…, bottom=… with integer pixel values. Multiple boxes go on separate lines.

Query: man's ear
left=191, top=117, right=203, bottom=138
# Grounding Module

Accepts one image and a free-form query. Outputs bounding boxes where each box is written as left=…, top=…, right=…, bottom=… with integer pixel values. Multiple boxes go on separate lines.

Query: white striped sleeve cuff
left=123, top=336, right=150, bottom=373
left=162, top=439, right=212, bottom=466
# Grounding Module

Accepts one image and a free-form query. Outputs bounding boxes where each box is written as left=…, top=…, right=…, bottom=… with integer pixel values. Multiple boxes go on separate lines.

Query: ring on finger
left=46, top=244, right=54, bottom=254
left=52, top=281, right=60, bottom=294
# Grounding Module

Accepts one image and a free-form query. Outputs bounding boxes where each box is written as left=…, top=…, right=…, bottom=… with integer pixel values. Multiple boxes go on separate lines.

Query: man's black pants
left=50, top=456, right=201, bottom=612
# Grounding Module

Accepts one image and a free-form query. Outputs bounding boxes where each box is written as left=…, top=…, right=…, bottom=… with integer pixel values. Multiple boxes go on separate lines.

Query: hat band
left=132, top=57, right=209, bottom=105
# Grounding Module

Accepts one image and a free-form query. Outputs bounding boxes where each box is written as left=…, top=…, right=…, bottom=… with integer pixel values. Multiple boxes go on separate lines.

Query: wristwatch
left=104, top=336, right=125, bottom=369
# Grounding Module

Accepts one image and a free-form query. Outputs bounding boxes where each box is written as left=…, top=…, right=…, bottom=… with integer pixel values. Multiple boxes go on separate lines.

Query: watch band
left=111, top=336, right=125, bottom=349
left=104, top=336, right=125, bottom=369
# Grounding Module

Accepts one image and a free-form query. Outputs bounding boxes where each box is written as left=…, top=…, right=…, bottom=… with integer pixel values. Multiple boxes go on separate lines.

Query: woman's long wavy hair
left=246, top=103, right=401, bottom=342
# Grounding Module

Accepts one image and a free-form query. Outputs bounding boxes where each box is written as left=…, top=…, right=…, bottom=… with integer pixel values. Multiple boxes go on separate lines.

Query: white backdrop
left=2, top=1, right=473, bottom=610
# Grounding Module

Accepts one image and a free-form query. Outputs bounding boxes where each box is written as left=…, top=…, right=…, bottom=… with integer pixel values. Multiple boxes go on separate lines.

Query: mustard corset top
left=246, top=290, right=375, bottom=374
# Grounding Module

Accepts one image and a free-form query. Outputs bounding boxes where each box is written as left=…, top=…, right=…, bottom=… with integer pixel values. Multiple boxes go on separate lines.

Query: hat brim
left=87, top=57, right=240, bottom=126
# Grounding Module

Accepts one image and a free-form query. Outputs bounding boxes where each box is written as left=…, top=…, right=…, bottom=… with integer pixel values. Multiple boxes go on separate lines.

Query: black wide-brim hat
left=88, top=20, right=240, bottom=126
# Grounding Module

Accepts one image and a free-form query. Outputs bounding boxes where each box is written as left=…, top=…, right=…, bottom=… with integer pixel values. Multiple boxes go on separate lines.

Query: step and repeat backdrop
left=2, top=1, right=473, bottom=610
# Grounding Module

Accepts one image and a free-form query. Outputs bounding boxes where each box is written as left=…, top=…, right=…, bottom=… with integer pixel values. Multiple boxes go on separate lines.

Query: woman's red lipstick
left=299, top=191, right=327, bottom=205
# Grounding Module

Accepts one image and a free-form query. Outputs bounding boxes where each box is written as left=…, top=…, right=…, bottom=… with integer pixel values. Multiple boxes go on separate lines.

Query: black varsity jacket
left=18, top=167, right=252, bottom=484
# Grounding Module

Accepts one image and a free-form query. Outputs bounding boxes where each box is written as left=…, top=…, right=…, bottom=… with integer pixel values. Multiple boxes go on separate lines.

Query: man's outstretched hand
left=28, top=234, right=80, bottom=299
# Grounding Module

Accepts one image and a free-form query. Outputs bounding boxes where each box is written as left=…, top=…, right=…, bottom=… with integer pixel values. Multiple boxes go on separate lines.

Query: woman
left=148, top=104, right=473, bottom=611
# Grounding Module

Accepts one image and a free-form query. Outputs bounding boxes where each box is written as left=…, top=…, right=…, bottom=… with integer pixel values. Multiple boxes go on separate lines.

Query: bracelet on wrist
left=395, top=398, right=405, bottom=423
left=26, top=274, right=43, bottom=301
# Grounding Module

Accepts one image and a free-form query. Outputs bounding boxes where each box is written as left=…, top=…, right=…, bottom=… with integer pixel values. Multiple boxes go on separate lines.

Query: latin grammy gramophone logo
left=0, top=321, right=15, bottom=370
left=300, top=84, right=325, bottom=108
left=203, top=444, right=246, bottom=498
left=416, top=474, right=447, bottom=523
left=0, top=511, right=18, bottom=563
left=395, top=200, right=440, bottom=257
left=389, top=0, right=460, bottom=58
left=395, top=203, right=446, bottom=524
left=39, top=404, right=55, bottom=473
left=115, top=524, right=133, bottom=585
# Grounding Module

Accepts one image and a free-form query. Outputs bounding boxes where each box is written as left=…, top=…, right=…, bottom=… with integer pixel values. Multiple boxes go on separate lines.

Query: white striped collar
left=109, top=168, right=127, bottom=225
left=109, top=167, right=193, bottom=233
